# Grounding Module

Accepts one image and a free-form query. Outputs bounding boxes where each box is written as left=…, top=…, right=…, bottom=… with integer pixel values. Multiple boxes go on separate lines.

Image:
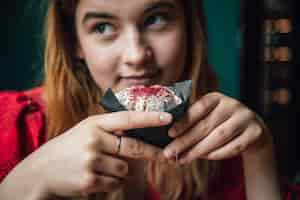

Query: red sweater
left=0, top=87, right=299, bottom=200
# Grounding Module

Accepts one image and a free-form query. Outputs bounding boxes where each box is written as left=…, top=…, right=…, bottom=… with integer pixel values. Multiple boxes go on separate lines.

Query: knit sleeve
left=0, top=87, right=45, bottom=182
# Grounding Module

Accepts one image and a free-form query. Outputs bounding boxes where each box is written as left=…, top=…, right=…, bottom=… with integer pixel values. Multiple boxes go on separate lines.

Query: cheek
left=75, top=16, right=120, bottom=92
left=151, top=30, right=186, bottom=83
left=82, top=45, right=119, bottom=91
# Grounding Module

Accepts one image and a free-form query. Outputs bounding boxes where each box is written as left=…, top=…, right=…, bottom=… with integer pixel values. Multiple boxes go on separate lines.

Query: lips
left=123, top=71, right=158, bottom=79
left=121, top=71, right=160, bottom=87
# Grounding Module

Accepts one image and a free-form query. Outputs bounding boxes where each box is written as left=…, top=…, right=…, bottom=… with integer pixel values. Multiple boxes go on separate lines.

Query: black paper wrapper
left=99, top=80, right=192, bottom=148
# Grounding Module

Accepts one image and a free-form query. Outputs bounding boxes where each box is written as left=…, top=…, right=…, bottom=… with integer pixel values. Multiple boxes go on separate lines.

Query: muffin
left=100, top=80, right=192, bottom=147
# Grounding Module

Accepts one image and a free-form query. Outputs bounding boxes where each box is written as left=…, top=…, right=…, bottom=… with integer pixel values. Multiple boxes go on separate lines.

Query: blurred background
left=1, top=0, right=299, bottom=182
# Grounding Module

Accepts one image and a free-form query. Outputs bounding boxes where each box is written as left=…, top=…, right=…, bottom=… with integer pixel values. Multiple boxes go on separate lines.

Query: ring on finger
left=115, top=136, right=122, bottom=155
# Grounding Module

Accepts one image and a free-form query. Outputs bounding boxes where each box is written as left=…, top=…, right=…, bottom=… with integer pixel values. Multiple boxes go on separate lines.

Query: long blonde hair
left=43, top=0, right=219, bottom=199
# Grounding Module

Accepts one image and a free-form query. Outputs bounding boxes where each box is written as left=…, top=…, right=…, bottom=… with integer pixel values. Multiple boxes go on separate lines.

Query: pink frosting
left=116, top=85, right=182, bottom=111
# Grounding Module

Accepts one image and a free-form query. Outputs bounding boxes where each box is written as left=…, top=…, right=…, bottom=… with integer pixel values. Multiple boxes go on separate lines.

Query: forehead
left=77, top=0, right=180, bottom=13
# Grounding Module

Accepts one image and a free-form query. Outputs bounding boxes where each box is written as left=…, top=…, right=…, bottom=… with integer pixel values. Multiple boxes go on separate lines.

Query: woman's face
left=75, top=0, right=187, bottom=92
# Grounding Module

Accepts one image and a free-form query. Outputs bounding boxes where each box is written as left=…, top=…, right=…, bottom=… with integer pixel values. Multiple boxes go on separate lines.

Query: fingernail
left=159, top=113, right=172, bottom=123
left=168, top=128, right=177, bottom=137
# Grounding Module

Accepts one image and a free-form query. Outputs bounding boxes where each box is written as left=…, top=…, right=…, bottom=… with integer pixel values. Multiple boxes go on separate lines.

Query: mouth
left=121, top=71, right=161, bottom=87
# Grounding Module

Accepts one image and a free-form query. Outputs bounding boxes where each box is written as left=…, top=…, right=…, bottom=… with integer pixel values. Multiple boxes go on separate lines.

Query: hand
left=33, top=111, right=172, bottom=198
left=163, top=92, right=272, bottom=164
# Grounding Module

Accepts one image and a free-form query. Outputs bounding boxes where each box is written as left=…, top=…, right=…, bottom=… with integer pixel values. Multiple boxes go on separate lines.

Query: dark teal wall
left=14, top=1, right=46, bottom=90
left=204, top=0, right=241, bottom=98
left=0, top=1, right=45, bottom=90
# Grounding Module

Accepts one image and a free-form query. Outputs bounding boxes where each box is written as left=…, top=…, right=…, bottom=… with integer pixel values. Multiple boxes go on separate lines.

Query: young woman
left=0, top=0, right=298, bottom=199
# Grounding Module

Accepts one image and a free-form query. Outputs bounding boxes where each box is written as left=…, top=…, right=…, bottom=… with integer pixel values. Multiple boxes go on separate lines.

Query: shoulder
left=0, top=87, right=45, bottom=137
left=0, top=87, right=46, bottom=182
left=0, top=87, right=44, bottom=112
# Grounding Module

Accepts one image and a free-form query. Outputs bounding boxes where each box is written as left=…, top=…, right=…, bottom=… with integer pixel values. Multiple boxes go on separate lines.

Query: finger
left=205, top=121, right=263, bottom=160
left=89, top=129, right=165, bottom=162
left=179, top=109, right=255, bottom=163
left=89, top=154, right=128, bottom=179
left=83, top=173, right=122, bottom=194
left=95, top=111, right=173, bottom=132
left=168, top=92, right=221, bottom=138
left=164, top=99, right=234, bottom=159
left=90, top=131, right=121, bottom=155
left=118, top=136, right=165, bottom=161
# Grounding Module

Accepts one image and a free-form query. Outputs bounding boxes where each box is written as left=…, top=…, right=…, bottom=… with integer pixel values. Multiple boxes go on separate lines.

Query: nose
left=122, top=29, right=152, bottom=67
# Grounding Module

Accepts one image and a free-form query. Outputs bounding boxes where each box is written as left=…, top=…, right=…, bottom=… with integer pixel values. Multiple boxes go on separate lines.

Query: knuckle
left=88, top=127, right=100, bottom=142
left=91, top=155, right=104, bottom=168
left=198, top=118, right=210, bottom=134
left=230, top=99, right=242, bottom=109
left=103, top=178, right=120, bottom=191
left=253, top=123, right=263, bottom=138
left=89, top=176, right=99, bottom=188
left=83, top=137, right=104, bottom=157
left=129, top=140, right=144, bottom=158
left=216, top=128, right=229, bottom=140
left=115, top=162, right=129, bottom=177
left=82, top=124, right=100, bottom=145
left=179, top=136, right=191, bottom=149
left=82, top=126, right=99, bottom=141
left=243, top=109, right=256, bottom=120
left=81, top=173, right=97, bottom=192
left=196, top=98, right=210, bottom=112
left=92, top=130, right=106, bottom=147
left=234, top=143, right=245, bottom=154
left=84, top=152, right=98, bottom=169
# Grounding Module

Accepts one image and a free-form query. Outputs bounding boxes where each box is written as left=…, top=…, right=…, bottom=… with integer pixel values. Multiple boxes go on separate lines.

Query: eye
left=144, top=13, right=169, bottom=29
left=93, top=23, right=116, bottom=35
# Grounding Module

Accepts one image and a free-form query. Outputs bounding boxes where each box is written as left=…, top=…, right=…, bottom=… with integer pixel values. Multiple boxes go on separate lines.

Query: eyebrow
left=82, top=1, right=176, bottom=25
left=144, top=1, right=176, bottom=15
left=82, top=13, right=116, bottom=25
